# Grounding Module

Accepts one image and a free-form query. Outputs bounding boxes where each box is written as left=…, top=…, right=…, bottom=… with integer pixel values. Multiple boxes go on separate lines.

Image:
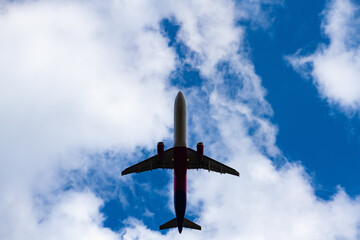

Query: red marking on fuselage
left=173, top=146, right=187, bottom=192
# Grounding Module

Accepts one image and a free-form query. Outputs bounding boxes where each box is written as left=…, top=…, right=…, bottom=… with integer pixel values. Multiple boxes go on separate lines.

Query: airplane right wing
left=122, top=148, right=174, bottom=175
left=187, top=148, right=239, bottom=176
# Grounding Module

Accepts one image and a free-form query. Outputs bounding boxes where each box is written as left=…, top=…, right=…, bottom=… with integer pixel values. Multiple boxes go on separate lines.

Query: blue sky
left=1, top=0, right=360, bottom=239
left=247, top=0, right=360, bottom=199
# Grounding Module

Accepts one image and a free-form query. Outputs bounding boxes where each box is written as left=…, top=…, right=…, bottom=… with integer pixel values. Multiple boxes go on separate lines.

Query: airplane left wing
left=122, top=148, right=174, bottom=175
left=187, top=148, right=239, bottom=176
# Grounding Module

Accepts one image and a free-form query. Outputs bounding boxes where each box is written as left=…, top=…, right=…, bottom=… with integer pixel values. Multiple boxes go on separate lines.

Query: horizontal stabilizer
left=159, top=218, right=177, bottom=230
left=159, top=217, right=201, bottom=231
left=184, top=218, right=201, bottom=230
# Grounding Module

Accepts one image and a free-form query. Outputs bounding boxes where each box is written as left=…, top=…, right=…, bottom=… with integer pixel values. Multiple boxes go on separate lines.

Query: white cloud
left=0, top=0, right=176, bottom=238
left=1, top=190, right=118, bottom=240
left=1, top=0, right=360, bottom=240
left=287, top=0, right=360, bottom=111
left=34, top=191, right=119, bottom=240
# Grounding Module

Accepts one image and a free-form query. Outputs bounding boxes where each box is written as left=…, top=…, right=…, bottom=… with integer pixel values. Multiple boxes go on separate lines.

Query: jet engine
left=157, top=142, right=165, bottom=167
left=157, top=142, right=164, bottom=156
left=196, top=142, right=204, bottom=163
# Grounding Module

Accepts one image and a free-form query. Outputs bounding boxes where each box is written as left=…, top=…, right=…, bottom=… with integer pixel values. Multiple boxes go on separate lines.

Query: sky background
left=1, top=0, right=360, bottom=239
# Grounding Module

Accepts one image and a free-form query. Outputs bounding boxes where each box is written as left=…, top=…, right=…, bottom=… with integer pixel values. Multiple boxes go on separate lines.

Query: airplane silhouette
left=122, top=91, right=239, bottom=233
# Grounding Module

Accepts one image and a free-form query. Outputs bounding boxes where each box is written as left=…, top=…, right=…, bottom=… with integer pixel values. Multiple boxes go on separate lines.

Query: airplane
left=122, top=91, right=239, bottom=233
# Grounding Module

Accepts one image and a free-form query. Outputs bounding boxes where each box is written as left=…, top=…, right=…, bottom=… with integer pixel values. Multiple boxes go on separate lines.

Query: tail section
left=184, top=218, right=201, bottom=230
left=159, top=217, right=201, bottom=233
left=159, top=218, right=177, bottom=230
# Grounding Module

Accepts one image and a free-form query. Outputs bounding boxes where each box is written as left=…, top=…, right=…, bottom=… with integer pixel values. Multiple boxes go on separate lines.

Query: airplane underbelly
left=174, top=146, right=187, bottom=227
left=174, top=91, right=187, bottom=147
left=174, top=147, right=187, bottom=191
left=174, top=190, right=186, bottom=228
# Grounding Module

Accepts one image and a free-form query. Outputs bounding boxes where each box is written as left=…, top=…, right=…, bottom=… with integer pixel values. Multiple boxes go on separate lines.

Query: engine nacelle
left=196, top=142, right=204, bottom=162
left=157, top=142, right=165, bottom=168
left=157, top=142, right=164, bottom=157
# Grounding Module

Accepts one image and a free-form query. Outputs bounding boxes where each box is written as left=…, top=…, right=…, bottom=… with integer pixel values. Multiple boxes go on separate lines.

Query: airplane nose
left=175, top=91, right=186, bottom=106
left=177, top=90, right=184, bottom=98
left=178, top=225, right=183, bottom=234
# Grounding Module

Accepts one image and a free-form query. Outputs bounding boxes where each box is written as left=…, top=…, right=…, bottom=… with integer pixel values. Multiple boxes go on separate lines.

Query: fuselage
left=173, top=91, right=187, bottom=233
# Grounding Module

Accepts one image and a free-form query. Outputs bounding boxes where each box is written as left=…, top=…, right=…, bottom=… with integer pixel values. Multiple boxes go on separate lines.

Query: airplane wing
left=187, top=148, right=239, bottom=176
left=122, top=148, right=174, bottom=175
